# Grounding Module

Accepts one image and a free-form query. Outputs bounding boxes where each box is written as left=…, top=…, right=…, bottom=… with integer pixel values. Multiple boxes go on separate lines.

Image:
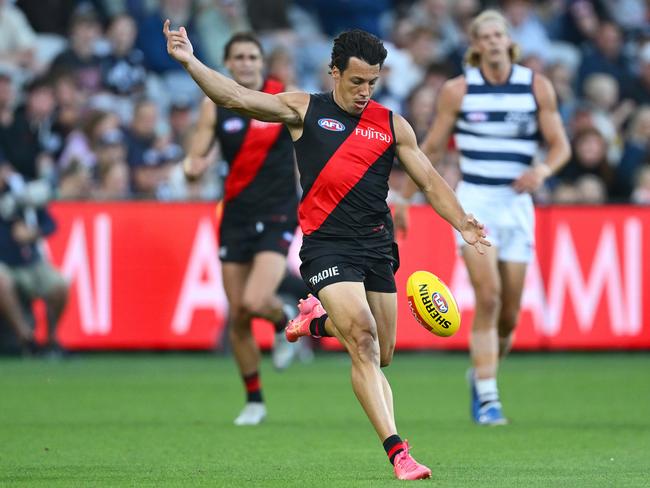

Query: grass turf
left=0, top=352, right=649, bottom=487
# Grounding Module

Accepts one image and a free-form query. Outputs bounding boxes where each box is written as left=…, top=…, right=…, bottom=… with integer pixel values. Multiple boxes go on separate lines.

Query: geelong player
left=165, top=21, right=489, bottom=479
left=395, top=10, right=570, bottom=425
left=183, top=33, right=300, bottom=426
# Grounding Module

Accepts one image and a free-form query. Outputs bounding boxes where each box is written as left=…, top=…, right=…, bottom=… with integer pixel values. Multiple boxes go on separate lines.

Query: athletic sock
left=475, top=377, right=499, bottom=407
left=243, top=371, right=263, bottom=403
left=309, top=314, right=332, bottom=337
left=383, top=434, right=406, bottom=465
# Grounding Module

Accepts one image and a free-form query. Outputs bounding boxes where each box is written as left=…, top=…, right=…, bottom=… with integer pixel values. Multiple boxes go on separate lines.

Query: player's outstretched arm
left=512, top=73, right=571, bottom=193
left=394, top=113, right=490, bottom=254
left=163, top=20, right=306, bottom=126
left=392, top=78, right=464, bottom=236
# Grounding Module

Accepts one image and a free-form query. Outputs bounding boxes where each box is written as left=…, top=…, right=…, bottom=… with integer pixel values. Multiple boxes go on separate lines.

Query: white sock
left=475, top=377, right=499, bottom=404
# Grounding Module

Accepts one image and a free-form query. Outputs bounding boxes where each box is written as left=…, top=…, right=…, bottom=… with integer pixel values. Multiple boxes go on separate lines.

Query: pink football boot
left=285, top=294, right=326, bottom=343
left=393, top=442, right=432, bottom=481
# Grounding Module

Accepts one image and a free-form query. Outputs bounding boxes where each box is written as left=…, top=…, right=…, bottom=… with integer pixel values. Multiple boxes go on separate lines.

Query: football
left=406, top=270, right=460, bottom=337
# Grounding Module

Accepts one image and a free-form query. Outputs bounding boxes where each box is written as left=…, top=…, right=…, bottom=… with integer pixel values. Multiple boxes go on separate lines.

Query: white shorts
left=455, top=181, right=535, bottom=263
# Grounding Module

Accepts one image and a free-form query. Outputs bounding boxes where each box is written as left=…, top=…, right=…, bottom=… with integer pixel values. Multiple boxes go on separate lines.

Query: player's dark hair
left=329, top=29, right=387, bottom=72
left=223, top=32, right=264, bottom=61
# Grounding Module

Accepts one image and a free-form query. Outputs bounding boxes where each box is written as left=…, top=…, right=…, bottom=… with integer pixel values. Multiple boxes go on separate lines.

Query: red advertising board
left=43, top=203, right=650, bottom=350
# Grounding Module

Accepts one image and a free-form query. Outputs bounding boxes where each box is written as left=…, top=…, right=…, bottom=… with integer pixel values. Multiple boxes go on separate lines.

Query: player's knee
left=475, top=290, right=501, bottom=317
left=241, top=296, right=272, bottom=318
left=350, top=329, right=379, bottom=364
left=498, top=309, right=519, bottom=336
left=229, top=303, right=250, bottom=328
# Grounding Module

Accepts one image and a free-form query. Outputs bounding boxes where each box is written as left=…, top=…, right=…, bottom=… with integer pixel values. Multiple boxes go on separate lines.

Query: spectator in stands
left=614, top=106, right=650, bottom=199
left=0, top=77, right=58, bottom=182
left=575, top=174, right=608, bottom=203
left=132, top=0, right=204, bottom=75
left=550, top=0, right=604, bottom=46
left=95, top=159, right=130, bottom=200
left=124, top=99, right=159, bottom=173
left=552, top=181, right=581, bottom=204
left=559, top=127, right=612, bottom=198
left=577, top=20, right=634, bottom=98
left=49, top=8, right=105, bottom=95
left=0, top=163, right=35, bottom=350
left=168, top=96, right=195, bottom=146
left=51, top=73, right=87, bottom=153
left=547, top=62, right=578, bottom=125
left=407, top=0, right=465, bottom=59
left=268, top=47, right=297, bottom=89
left=582, top=73, right=636, bottom=162
left=0, top=0, right=37, bottom=78
left=405, top=83, right=436, bottom=142
left=631, top=43, right=650, bottom=106
left=196, top=0, right=251, bottom=69
left=57, top=158, right=93, bottom=199
left=102, top=14, right=147, bottom=99
left=0, top=167, right=68, bottom=354
left=58, top=109, right=120, bottom=171
left=502, top=0, right=552, bottom=63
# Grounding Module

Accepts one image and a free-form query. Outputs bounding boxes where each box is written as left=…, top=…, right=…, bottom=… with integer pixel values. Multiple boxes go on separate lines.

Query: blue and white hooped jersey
left=454, top=64, right=540, bottom=186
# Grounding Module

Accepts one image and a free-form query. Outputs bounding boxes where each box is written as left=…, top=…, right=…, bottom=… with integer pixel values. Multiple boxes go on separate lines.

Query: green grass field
left=1, top=352, right=649, bottom=487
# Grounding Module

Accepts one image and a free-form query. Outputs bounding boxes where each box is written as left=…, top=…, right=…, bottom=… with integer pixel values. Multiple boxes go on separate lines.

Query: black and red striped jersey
left=294, top=92, right=396, bottom=259
left=215, top=78, right=297, bottom=223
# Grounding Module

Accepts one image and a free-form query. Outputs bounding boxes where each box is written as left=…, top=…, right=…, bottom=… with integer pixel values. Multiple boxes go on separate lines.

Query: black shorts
left=300, top=242, right=400, bottom=295
left=219, top=219, right=297, bottom=263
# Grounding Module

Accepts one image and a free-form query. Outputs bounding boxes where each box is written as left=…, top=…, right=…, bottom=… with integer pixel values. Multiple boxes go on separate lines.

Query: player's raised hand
left=459, top=213, right=491, bottom=255
left=163, top=19, right=194, bottom=65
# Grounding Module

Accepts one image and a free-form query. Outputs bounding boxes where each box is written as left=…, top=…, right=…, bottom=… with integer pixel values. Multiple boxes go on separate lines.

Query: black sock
left=243, top=372, right=263, bottom=403
left=272, top=310, right=288, bottom=333
left=309, top=314, right=331, bottom=337
left=383, top=434, right=405, bottom=465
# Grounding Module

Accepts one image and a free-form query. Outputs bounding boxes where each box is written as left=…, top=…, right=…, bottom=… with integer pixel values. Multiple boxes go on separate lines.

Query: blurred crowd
left=0, top=0, right=650, bottom=204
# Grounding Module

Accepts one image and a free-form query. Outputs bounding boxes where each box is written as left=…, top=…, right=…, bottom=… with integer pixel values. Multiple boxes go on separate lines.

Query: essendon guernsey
left=294, top=93, right=396, bottom=260
left=215, top=78, right=297, bottom=222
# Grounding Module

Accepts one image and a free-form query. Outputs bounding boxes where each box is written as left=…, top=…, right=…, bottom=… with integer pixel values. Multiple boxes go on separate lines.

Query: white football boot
left=233, top=402, right=267, bottom=426
left=272, top=303, right=299, bottom=370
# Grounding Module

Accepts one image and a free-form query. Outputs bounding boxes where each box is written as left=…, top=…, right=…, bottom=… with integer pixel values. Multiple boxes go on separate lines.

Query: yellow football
left=406, top=270, right=460, bottom=337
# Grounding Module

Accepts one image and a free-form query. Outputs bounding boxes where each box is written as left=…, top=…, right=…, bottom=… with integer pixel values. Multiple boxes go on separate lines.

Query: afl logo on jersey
left=223, top=117, right=245, bottom=133
left=318, top=118, right=346, bottom=132
left=466, top=112, right=488, bottom=122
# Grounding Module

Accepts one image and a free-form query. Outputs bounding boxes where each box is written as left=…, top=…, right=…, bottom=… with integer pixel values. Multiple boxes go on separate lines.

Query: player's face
left=225, top=42, right=264, bottom=89
left=473, top=20, right=511, bottom=66
left=332, top=57, right=380, bottom=115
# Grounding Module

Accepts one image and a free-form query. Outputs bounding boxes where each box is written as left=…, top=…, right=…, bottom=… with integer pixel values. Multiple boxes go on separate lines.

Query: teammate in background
left=165, top=21, right=490, bottom=480
left=183, top=33, right=300, bottom=426
left=394, top=10, right=571, bottom=425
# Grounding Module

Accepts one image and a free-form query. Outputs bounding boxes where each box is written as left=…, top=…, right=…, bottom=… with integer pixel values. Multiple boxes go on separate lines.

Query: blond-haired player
left=395, top=10, right=570, bottom=424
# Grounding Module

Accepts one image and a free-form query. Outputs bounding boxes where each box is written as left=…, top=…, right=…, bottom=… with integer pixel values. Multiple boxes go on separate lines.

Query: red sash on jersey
left=223, top=78, right=285, bottom=203
left=299, top=101, right=393, bottom=235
